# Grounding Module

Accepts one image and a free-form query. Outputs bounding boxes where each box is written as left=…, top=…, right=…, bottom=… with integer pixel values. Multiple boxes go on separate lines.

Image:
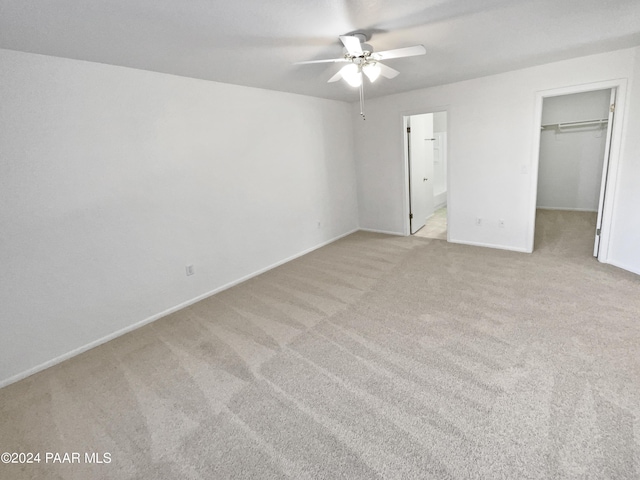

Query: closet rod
left=541, top=118, right=608, bottom=130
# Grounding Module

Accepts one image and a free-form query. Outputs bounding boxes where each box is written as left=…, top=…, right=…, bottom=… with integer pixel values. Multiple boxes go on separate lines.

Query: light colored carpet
left=414, top=206, right=448, bottom=240
left=534, top=208, right=598, bottom=257
left=1, top=210, right=639, bottom=479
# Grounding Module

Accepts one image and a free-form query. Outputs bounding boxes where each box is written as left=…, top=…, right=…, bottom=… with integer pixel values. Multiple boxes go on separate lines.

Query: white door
left=408, top=114, right=434, bottom=233
left=593, top=88, right=616, bottom=257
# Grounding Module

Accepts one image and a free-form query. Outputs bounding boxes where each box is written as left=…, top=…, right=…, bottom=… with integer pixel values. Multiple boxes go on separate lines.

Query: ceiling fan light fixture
left=363, top=62, right=381, bottom=83
left=295, top=34, right=426, bottom=119
left=340, top=63, right=362, bottom=87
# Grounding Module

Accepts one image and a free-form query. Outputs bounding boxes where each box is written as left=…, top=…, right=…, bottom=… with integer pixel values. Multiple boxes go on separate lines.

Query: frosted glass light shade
left=340, top=64, right=362, bottom=87
left=363, top=62, right=381, bottom=82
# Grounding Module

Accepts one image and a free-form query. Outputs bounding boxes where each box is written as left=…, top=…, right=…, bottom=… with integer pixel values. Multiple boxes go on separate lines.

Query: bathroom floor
left=414, top=206, right=447, bottom=240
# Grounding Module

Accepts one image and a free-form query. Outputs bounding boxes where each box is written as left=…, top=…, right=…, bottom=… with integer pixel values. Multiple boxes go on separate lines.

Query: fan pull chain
left=359, top=80, right=366, bottom=120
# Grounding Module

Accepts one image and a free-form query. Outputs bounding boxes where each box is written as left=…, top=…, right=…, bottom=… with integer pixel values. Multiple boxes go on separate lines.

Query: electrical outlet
left=476, top=217, right=482, bottom=226
left=499, top=219, right=505, bottom=228
left=186, top=265, right=195, bottom=276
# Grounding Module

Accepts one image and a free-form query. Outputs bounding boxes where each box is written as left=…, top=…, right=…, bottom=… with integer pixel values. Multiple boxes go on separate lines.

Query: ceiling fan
left=295, top=33, right=426, bottom=119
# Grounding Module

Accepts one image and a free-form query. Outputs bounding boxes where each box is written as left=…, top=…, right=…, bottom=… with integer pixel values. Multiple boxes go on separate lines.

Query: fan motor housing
left=342, top=44, right=373, bottom=59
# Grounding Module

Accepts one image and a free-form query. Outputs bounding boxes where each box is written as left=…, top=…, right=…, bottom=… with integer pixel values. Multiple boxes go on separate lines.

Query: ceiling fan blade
left=373, top=45, right=426, bottom=61
left=378, top=63, right=400, bottom=79
left=328, top=71, right=343, bottom=83
left=339, top=35, right=363, bottom=56
left=294, top=58, right=348, bottom=65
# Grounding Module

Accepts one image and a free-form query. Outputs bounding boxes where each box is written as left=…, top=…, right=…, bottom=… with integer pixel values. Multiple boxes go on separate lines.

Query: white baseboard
left=0, top=228, right=359, bottom=390
left=448, top=238, right=529, bottom=253
left=358, top=228, right=405, bottom=236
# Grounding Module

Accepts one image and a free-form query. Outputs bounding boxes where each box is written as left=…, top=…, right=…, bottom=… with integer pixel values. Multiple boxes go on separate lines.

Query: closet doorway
left=404, top=111, right=448, bottom=239
left=531, top=81, right=626, bottom=261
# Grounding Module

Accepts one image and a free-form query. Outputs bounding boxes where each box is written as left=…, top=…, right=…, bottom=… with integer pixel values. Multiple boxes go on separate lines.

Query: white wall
left=537, top=90, right=610, bottom=211
left=354, top=47, right=640, bottom=267
left=608, top=47, right=640, bottom=275
left=0, top=49, right=359, bottom=386
left=541, top=89, right=611, bottom=125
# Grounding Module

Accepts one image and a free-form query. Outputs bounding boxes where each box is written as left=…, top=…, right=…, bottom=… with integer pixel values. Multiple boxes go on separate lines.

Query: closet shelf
left=541, top=118, right=608, bottom=130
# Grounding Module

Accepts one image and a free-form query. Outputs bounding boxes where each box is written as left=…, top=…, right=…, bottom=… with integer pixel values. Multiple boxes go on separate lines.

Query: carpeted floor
left=1, top=210, right=639, bottom=479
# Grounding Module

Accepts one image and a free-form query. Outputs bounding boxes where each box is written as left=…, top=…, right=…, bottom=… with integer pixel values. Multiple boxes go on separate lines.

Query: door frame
left=527, top=79, right=628, bottom=261
left=401, top=106, right=450, bottom=237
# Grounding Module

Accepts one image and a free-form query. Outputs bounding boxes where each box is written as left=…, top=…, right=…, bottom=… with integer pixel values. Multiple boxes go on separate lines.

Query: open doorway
left=404, top=111, right=448, bottom=239
left=531, top=83, right=624, bottom=260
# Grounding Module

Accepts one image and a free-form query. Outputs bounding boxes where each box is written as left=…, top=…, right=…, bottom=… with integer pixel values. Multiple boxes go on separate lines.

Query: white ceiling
left=2, top=0, right=640, bottom=102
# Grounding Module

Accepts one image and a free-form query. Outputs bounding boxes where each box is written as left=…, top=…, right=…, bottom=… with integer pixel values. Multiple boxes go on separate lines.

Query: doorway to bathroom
left=404, top=111, right=448, bottom=240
